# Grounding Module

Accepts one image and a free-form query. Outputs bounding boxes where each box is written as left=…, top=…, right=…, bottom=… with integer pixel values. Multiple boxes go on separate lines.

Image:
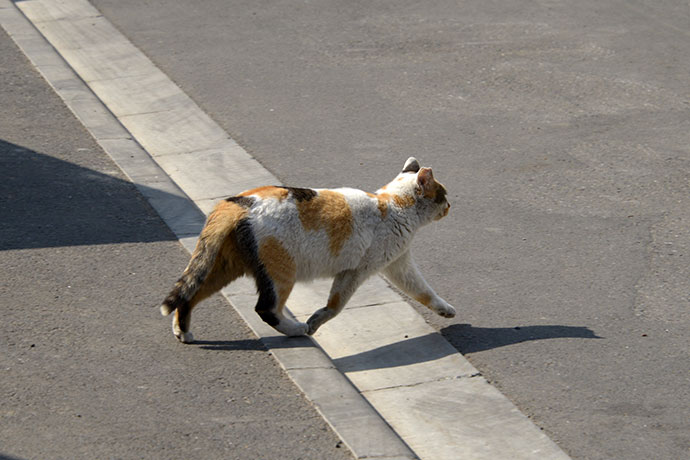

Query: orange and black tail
left=160, top=198, right=250, bottom=316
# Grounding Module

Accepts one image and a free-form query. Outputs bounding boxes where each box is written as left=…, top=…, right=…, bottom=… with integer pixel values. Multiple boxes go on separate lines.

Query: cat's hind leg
left=172, top=253, right=245, bottom=343
left=307, top=269, right=367, bottom=335
left=253, top=237, right=308, bottom=337
left=254, top=278, right=308, bottom=337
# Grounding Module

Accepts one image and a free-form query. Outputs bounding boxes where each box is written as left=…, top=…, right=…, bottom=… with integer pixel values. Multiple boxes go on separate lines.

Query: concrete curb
left=1, top=1, right=572, bottom=459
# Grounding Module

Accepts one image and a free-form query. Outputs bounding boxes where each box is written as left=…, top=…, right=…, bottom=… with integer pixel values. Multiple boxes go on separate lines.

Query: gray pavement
left=85, top=1, right=690, bottom=459
left=2, top=1, right=576, bottom=458
left=0, top=26, right=352, bottom=460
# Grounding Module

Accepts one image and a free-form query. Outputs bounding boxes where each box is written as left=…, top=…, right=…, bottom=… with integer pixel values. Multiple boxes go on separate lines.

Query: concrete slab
left=288, top=275, right=407, bottom=313
left=12, top=0, right=101, bottom=22
left=177, top=234, right=199, bottom=254
left=87, top=72, right=190, bottom=117
left=25, top=14, right=156, bottom=83
left=261, top=335, right=336, bottom=371
left=67, top=96, right=130, bottom=140
left=31, top=16, right=125, bottom=50
left=153, top=145, right=277, bottom=201
left=132, top=179, right=204, bottom=239
left=118, top=107, right=230, bottom=156
left=44, top=69, right=93, bottom=102
left=97, top=137, right=166, bottom=180
left=56, top=38, right=156, bottom=81
left=288, top=367, right=417, bottom=460
left=309, top=302, right=477, bottom=392
left=194, top=198, right=219, bottom=215
left=364, top=377, right=571, bottom=460
left=10, top=37, right=69, bottom=70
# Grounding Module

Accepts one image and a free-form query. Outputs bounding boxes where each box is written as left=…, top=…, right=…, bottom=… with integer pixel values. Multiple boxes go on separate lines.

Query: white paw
left=175, top=331, right=194, bottom=344
left=435, top=304, right=456, bottom=318
left=160, top=304, right=173, bottom=316
left=288, top=322, right=310, bottom=337
left=277, top=320, right=309, bottom=337
left=172, top=320, right=194, bottom=343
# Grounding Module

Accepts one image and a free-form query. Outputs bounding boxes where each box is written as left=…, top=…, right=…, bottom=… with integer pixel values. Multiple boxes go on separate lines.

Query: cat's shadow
left=196, top=324, right=601, bottom=373
left=195, top=334, right=314, bottom=351
left=332, top=323, right=601, bottom=372
left=194, top=339, right=267, bottom=351
left=441, top=323, right=602, bottom=354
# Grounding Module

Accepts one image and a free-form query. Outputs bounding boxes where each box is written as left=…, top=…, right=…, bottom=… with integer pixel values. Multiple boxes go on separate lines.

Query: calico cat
left=161, top=157, right=455, bottom=342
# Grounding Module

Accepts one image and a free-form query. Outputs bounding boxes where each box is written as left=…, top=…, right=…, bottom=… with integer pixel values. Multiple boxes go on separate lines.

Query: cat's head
left=381, top=157, right=451, bottom=222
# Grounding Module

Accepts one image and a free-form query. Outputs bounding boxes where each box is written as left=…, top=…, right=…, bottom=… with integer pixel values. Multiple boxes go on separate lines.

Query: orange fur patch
left=183, top=200, right=250, bottom=307
left=393, top=194, right=416, bottom=208
left=239, top=186, right=289, bottom=200
left=423, top=184, right=439, bottom=200
left=258, top=236, right=296, bottom=309
left=206, top=200, right=249, bottom=236
left=376, top=196, right=389, bottom=218
left=418, top=169, right=447, bottom=203
left=326, top=292, right=341, bottom=311
left=296, top=190, right=353, bottom=256
left=367, top=192, right=389, bottom=218
left=415, top=293, right=432, bottom=307
left=378, top=192, right=415, bottom=209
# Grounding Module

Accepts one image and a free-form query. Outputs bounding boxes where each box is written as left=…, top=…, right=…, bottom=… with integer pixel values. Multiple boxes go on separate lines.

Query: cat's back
left=237, top=185, right=379, bottom=223
left=234, top=185, right=381, bottom=277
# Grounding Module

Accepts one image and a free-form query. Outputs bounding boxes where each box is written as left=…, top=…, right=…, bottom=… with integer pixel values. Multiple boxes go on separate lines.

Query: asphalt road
left=0, top=26, right=352, bottom=460
left=88, top=1, right=689, bottom=459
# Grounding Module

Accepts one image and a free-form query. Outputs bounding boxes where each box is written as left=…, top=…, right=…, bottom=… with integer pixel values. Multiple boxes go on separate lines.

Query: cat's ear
left=402, top=157, right=420, bottom=173
left=416, top=167, right=434, bottom=193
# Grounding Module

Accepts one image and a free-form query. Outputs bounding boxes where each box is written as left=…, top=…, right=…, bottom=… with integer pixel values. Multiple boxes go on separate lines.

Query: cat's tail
left=160, top=200, right=249, bottom=316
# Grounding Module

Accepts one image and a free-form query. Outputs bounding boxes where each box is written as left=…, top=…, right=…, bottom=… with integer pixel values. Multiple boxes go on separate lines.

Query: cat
left=161, top=157, right=455, bottom=342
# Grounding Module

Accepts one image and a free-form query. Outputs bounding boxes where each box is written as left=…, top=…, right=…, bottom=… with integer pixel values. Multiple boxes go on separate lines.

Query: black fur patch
left=235, top=218, right=280, bottom=327
left=255, top=302, right=280, bottom=326
left=162, top=290, right=187, bottom=312
left=434, top=185, right=448, bottom=204
left=225, top=196, right=255, bottom=208
left=162, top=238, right=213, bottom=312
left=281, top=186, right=317, bottom=202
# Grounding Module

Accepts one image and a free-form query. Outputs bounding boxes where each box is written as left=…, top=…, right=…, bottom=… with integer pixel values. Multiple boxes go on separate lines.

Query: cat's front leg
left=381, top=250, right=456, bottom=318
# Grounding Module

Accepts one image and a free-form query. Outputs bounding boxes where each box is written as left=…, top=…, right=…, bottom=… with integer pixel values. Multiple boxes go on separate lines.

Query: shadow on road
left=441, top=323, right=602, bottom=354
left=192, top=320, right=600, bottom=370
left=329, top=324, right=601, bottom=373
left=195, top=339, right=267, bottom=351
left=0, top=139, right=196, bottom=250
left=332, top=333, right=456, bottom=372
left=196, top=334, right=317, bottom=351
left=0, top=454, right=25, bottom=460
